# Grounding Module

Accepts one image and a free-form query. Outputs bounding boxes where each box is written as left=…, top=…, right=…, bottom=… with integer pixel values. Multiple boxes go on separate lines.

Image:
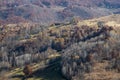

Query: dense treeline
left=0, top=22, right=120, bottom=80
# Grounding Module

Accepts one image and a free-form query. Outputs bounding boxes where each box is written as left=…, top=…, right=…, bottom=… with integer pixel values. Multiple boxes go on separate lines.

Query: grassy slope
left=77, top=14, right=120, bottom=27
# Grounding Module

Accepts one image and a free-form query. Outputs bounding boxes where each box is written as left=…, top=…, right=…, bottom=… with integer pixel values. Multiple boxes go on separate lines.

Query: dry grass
left=77, top=14, right=120, bottom=27
left=84, top=61, right=120, bottom=80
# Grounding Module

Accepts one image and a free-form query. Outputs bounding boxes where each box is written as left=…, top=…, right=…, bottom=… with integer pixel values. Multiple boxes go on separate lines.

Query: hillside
left=0, top=0, right=120, bottom=25
left=0, top=14, right=120, bottom=80
left=0, top=0, right=120, bottom=8
left=0, top=0, right=120, bottom=80
left=78, top=14, right=120, bottom=27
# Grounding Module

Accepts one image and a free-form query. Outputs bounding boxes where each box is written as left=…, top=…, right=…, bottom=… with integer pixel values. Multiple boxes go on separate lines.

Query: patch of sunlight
left=48, top=54, right=61, bottom=58
left=105, top=21, right=120, bottom=27
left=28, top=77, right=44, bottom=80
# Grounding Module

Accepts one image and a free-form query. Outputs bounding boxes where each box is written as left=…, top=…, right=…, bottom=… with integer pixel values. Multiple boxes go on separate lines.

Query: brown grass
left=84, top=61, right=120, bottom=80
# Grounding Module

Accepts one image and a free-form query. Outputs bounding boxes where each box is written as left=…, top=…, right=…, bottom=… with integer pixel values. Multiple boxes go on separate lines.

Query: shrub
left=23, top=65, right=32, bottom=76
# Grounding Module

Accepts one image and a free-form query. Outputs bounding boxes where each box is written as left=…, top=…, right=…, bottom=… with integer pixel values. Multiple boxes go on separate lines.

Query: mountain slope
left=0, top=0, right=120, bottom=25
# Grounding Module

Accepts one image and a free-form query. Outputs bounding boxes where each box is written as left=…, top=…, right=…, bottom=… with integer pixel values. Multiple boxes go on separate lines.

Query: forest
left=0, top=19, right=120, bottom=80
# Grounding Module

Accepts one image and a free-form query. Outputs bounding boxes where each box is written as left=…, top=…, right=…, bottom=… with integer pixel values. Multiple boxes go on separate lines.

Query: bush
left=23, top=65, right=32, bottom=76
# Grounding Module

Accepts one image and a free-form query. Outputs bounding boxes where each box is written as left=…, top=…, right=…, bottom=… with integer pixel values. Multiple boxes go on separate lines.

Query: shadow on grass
left=11, top=74, right=25, bottom=80
left=32, top=61, right=66, bottom=80
left=11, top=74, right=33, bottom=80
left=11, top=58, right=66, bottom=80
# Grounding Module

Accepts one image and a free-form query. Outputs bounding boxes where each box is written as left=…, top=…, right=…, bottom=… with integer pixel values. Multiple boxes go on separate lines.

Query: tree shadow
left=32, top=62, right=66, bottom=80
left=11, top=74, right=25, bottom=80
left=10, top=58, right=66, bottom=80
left=11, top=74, right=33, bottom=80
